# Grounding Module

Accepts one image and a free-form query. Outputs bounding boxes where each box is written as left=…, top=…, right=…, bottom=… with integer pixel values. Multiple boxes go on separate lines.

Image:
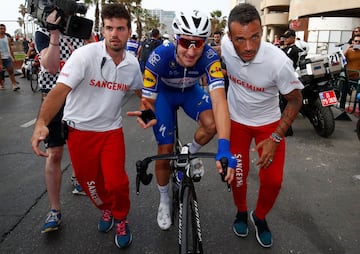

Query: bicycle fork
left=178, top=185, right=203, bottom=253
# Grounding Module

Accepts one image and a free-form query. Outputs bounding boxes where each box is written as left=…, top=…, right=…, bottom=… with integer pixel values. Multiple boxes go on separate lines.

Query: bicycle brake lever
left=136, top=160, right=153, bottom=186
left=220, top=157, right=231, bottom=192
left=135, top=160, right=142, bottom=195
left=136, top=172, right=140, bottom=195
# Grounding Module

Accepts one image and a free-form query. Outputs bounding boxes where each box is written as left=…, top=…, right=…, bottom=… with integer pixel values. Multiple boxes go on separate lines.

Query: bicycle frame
left=135, top=108, right=228, bottom=254
left=27, top=58, right=40, bottom=92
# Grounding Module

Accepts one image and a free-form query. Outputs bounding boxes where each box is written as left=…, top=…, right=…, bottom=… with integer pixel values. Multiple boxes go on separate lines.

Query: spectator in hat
left=126, top=33, right=140, bottom=58
left=162, top=33, right=170, bottom=46
left=280, top=29, right=302, bottom=137
left=282, top=29, right=302, bottom=69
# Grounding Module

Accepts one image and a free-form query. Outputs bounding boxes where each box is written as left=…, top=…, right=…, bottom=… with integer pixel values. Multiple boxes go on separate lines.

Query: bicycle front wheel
left=30, top=71, right=39, bottom=92
left=179, top=185, right=203, bottom=254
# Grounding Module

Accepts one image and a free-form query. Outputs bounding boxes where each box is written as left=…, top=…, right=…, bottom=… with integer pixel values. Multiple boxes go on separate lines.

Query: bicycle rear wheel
left=179, top=185, right=203, bottom=254
left=30, top=68, right=39, bottom=92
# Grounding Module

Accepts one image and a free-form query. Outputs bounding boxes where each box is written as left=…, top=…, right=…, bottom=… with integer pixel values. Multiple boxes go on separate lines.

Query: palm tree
left=18, top=4, right=27, bottom=36
left=209, top=10, right=227, bottom=35
left=83, top=0, right=163, bottom=39
left=85, top=0, right=143, bottom=34
left=84, top=0, right=100, bottom=32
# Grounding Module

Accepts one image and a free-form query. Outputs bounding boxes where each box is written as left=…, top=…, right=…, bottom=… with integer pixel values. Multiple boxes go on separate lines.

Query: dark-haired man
left=31, top=4, right=142, bottom=249
left=221, top=3, right=303, bottom=248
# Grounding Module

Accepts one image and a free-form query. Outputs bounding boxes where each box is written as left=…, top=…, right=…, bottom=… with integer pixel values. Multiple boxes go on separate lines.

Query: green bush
left=14, top=52, right=26, bottom=61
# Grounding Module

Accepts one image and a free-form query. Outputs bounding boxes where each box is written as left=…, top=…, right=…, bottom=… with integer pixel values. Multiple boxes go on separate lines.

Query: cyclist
left=128, top=10, right=237, bottom=231
left=21, top=41, right=38, bottom=79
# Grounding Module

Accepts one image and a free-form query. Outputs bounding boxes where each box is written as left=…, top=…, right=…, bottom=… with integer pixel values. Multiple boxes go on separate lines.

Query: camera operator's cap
left=282, top=29, right=296, bottom=38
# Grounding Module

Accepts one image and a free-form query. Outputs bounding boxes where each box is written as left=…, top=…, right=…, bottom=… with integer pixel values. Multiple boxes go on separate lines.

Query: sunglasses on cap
left=177, top=37, right=205, bottom=49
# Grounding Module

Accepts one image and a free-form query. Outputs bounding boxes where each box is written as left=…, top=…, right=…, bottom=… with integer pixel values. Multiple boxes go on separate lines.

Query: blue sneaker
left=98, top=210, right=114, bottom=232
left=71, top=176, right=86, bottom=195
left=41, top=209, right=62, bottom=233
left=114, top=220, right=133, bottom=249
left=250, top=211, right=273, bottom=248
left=233, top=211, right=248, bottom=237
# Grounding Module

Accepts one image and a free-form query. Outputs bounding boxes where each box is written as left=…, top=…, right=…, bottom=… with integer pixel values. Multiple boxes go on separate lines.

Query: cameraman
left=34, top=7, right=86, bottom=233
left=32, top=3, right=142, bottom=248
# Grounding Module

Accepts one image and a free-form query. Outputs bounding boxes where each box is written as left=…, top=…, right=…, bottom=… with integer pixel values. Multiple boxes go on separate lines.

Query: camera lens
left=75, top=4, right=88, bottom=14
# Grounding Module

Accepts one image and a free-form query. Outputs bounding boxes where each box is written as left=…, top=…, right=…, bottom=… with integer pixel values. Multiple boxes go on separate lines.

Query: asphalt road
left=0, top=76, right=359, bottom=254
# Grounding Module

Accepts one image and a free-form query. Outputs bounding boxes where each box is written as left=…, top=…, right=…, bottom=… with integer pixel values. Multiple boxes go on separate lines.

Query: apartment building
left=146, top=9, right=175, bottom=36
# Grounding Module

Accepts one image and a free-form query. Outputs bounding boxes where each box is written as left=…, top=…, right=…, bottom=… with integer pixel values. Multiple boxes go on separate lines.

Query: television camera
left=26, top=0, right=93, bottom=39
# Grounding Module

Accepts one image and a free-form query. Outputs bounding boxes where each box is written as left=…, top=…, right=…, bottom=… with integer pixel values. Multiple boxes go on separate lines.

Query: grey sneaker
left=71, top=176, right=86, bottom=195
left=41, top=209, right=62, bottom=233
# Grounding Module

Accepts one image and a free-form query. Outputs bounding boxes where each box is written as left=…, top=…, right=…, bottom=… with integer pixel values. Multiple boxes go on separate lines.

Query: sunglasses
left=177, top=37, right=205, bottom=49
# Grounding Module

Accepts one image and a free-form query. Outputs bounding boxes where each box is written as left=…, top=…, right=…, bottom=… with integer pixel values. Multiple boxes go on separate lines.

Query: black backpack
left=139, top=38, right=162, bottom=62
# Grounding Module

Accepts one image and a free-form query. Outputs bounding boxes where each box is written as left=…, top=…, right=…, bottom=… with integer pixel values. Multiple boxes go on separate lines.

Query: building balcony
left=261, top=0, right=290, bottom=12
left=261, top=12, right=289, bottom=26
left=289, top=0, right=360, bottom=20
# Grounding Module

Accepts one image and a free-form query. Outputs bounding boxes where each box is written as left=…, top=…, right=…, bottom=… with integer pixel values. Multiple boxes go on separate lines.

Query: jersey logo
left=208, top=61, right=224, bottom=79
left=169, top=60, right=177, bottom=69
left=205, top=48, right=217, bottom=59
left=143, top=69, right=157, bottom=88
left=148, top=51, right=161, bottom=66
left=202, top=94, right=210, bottom=104
left=159, top=124, right=166, bottom=138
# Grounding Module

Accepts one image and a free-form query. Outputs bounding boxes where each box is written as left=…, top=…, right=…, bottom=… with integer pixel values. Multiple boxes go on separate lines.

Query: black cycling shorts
left=45, top=105, right=66, bottom=148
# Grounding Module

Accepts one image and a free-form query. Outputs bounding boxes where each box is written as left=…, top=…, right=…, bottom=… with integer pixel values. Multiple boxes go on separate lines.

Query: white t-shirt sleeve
left=276, top=58, right=304, bottom=95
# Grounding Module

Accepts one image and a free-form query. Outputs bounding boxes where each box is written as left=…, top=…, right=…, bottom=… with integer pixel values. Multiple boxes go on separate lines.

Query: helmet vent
left=193, top=17, right=201, bottom=28
left=181, top=15, right=190, bottom=29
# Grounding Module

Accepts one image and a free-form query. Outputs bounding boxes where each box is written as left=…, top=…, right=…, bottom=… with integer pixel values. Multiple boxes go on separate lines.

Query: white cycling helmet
left=172, top=10, right=211, bottom=38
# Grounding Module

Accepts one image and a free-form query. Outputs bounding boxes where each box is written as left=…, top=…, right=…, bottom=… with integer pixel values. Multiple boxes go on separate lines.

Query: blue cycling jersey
left=142, top=42, right=224, bottom=100
left=141, top=42, right=225, bottom=145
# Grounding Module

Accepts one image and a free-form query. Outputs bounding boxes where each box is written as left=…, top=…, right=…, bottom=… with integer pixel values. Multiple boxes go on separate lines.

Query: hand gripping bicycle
left=135, top=109, right=230, bottom=254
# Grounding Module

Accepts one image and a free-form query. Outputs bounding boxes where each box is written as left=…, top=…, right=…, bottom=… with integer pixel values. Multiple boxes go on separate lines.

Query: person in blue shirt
left=128, top=10, right=236, bottom=231
left=126, top=33, right=140, bottom=58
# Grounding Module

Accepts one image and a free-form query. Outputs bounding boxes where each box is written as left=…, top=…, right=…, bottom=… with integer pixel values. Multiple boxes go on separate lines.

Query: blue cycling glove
left=215, top=139, right=237, bottom=169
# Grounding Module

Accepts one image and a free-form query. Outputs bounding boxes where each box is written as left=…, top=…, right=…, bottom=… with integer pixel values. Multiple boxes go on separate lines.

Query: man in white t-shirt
left=31, top=4, right=142, bottom=250
left=221, top=3, right=303, bottom=248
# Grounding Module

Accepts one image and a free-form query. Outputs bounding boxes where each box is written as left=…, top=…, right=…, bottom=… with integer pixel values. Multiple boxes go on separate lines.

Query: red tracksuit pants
left=230, top=120, right=285, bottom=220
left=67, top=127, right=130, bottom=220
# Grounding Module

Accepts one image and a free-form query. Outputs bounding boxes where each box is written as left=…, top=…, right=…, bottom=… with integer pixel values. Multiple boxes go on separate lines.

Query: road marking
left=21, top=118, right=36, bottom=128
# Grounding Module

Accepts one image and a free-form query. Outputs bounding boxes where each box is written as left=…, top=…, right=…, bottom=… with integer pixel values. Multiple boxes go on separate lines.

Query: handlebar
left=135, top=152, right=231, bottom=194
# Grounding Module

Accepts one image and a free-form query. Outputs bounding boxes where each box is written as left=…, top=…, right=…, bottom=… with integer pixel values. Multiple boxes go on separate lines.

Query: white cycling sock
left=158, top=183, right=170, bottom=203
left=189, top=139, right=202, bottom=154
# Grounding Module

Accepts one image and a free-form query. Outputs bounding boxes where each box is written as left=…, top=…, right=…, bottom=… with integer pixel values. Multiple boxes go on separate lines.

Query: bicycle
left=26, top=58, right=40, bottom=93
left=135, top=108, right=230, bottom=254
